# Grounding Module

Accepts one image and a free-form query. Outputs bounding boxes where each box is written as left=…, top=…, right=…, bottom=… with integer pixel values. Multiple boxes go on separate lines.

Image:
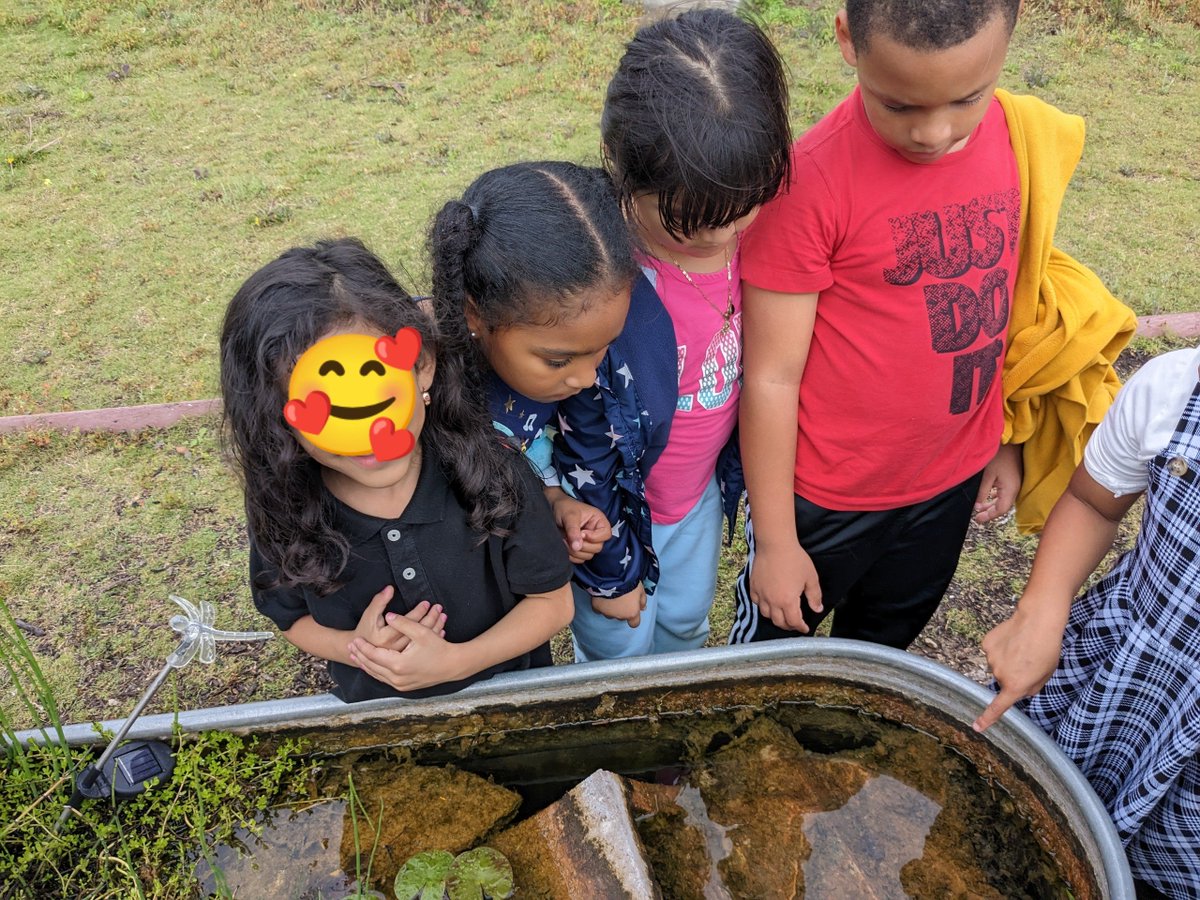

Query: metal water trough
left=19, top=639, right=1135, bottom=898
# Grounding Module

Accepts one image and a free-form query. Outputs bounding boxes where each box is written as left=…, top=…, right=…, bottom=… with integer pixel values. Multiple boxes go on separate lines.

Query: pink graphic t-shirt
left=642, top=250, right=742, bottom=524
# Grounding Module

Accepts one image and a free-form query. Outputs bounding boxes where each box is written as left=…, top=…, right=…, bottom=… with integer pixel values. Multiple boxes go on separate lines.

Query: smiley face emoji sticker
left=284, top=328, right=422, bottom=460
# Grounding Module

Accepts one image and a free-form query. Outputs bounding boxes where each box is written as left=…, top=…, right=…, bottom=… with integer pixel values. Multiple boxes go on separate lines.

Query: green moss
left=0, top=730, right=313, bottom=899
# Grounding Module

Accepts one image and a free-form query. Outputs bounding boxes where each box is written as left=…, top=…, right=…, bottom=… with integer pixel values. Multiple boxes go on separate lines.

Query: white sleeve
left=1084, top=346, right=1200, bottom=496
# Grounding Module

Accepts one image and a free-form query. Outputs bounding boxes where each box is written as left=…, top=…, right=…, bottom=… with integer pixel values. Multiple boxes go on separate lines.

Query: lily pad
left=394, top=850, right=455, bottom=900
left=445, top=847, right=514, bottom=900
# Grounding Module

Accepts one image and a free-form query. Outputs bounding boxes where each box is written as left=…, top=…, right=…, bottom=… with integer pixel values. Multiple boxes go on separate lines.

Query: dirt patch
left=294, top=655, right=337, bottom=695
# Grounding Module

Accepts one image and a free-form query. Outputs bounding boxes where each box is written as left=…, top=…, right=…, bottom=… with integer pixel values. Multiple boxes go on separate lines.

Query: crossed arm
left=282, top=582, right=575, bottom=694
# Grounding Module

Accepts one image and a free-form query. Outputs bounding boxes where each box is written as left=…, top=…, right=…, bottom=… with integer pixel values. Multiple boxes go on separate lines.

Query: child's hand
left=972, top=603, right=1066, bottom=732
left=348, top=617, right=468, bottom=693
left=748, top=541, right=822, bottom=633
left=353, top=586, right=447, bottom=652
left=353, top=585, right=399, bottom=646
left=546, top=488, right=612, bottom=563
left=380, top=602, right=447, bottom=650
left=974, top=443, right=1022, bottom=525
left=592, top=584, right=646, bottom=629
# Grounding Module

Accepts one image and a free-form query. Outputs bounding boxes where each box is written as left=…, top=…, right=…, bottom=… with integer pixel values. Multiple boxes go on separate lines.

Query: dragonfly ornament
left=167, top=594, right=273, bottom=668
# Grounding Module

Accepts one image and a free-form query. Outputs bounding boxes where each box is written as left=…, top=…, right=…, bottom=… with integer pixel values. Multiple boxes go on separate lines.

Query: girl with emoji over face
left=220, top=237, right=573, bottom=702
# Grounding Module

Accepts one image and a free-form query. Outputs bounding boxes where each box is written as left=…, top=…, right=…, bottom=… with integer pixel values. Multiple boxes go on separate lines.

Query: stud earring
left=421, top=390, right=431, bottom=406
left=469, top=331, right=477, bottom=339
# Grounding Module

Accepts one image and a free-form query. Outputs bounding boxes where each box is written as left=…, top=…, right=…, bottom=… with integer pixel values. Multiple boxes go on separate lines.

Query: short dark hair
left=220, top=238, right=528, bottom=594
left=846, top=0, right=1021, bottom=52
left=601, top=7, right=792, bottom=239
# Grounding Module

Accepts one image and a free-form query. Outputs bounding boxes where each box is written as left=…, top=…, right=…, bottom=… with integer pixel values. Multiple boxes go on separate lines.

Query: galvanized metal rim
left=13, top=638, right=1135, bottom=897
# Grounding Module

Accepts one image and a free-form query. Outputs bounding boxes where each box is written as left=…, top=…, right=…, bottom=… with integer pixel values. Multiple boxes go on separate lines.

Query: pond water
left=194, top=703, right=1073, bottom=898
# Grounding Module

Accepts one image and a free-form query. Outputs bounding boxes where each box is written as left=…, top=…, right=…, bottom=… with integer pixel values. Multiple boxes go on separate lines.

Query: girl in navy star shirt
left=428, top=162, right=676, bottom=639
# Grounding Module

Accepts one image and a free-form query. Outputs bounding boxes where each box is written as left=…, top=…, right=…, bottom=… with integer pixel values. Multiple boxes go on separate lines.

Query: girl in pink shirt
left=570, top=7, right=791, bottom=660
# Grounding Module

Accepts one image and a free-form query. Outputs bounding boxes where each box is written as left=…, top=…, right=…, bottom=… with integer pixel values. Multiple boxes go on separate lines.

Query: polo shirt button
left=402, top=567, right=416, bottom=580
left=1168, top=456, right=1189, bottom=477
left=386, top=529, right=401, bottom=542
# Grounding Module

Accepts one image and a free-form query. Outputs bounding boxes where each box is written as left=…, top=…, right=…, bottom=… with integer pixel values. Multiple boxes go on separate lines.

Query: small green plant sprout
left=344, top=770, right=386, bottom=900
left=394, top=847, right=514, bottom=900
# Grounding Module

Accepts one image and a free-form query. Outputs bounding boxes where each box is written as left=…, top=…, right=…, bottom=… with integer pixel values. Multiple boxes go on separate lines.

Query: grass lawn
left=2, top=0, right=1199, bottom=730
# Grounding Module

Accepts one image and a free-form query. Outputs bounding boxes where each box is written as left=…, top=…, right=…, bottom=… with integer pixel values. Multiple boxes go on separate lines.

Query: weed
left=0, top=598, right=70, bottom=779
left=5, top=137, right=61, bottom=172
left=250, top=200, right=295, bottom=228
left=1022, top=61, right=1054, bottom=87
left=1, top=592, right=314, bottom=897
left=345, top=769, right=386, bottom=896
left=0, top=729, right=313, bottom=897
left=743, top=0, right=827, bottom=35
left=945, top=607, right=987, bottom=643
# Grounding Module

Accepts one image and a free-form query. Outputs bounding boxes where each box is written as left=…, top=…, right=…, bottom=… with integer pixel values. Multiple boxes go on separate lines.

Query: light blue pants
left=571, top=475, right=723, bottom=662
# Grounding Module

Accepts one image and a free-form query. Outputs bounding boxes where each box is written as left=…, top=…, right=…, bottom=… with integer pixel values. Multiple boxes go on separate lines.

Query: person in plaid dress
left=975, top=344, right=1200, bottom=899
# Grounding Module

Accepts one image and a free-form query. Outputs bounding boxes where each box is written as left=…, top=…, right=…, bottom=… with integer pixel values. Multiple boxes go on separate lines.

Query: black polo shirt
left=250, top=455, right=571, bottom=702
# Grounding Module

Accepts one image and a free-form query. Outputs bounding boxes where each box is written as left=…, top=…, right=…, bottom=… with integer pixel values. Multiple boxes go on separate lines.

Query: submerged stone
left=195, top=800, right=353, bottom=898
left=490, top=769, right=659, bottom=898
left=697, top=718, right=879, bottom=897
left=630, top=780, right=729, bottom=899
left=635, top=717, right=960, bottom=898
left=801, top=774, right=939, bottom=898
left=197, top=710, right=1079, bottom=898
left=340, top=760, right=522, bottom=890
left=195, top=760, right=519, bottom=897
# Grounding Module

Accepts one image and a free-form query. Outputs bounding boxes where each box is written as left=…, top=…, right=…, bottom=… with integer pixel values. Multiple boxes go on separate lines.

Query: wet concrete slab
left=490, top=769, right=660, bottom=899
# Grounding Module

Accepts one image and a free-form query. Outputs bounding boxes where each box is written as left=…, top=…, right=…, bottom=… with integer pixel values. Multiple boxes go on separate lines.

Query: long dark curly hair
left=219, top=237, right=525, bottom=595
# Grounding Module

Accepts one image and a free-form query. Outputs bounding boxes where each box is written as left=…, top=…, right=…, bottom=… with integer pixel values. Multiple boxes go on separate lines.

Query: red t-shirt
left=742, top=88, right=1020, bottom=510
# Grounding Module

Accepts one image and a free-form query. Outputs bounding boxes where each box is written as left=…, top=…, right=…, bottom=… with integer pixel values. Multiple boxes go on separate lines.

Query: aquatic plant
left=344, top=769, right=387, bottom=900
left=394, top=847, right=514, bottom=900
left=393, top=850, right=455, bottom=899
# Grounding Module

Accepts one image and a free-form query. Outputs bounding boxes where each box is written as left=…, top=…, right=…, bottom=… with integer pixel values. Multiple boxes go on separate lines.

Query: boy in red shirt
left=734, top=0, right=1035, bottom=647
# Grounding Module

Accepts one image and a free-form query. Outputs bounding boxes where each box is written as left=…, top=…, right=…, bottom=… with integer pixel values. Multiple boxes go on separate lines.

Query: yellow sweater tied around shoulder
left=996, top=89, right=1137, bottom=534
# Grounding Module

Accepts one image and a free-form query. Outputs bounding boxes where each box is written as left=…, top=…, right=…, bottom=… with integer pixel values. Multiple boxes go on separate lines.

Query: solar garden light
left=55, top=595, right=273, bottom=831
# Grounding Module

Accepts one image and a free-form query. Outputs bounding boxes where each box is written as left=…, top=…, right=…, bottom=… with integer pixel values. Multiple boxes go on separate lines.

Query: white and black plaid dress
left=1022, top=377, right=1200, bottom=898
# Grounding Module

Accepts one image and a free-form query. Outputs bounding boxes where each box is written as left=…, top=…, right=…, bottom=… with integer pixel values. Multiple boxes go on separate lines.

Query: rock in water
left=491, top=770, right=659, bottom=898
